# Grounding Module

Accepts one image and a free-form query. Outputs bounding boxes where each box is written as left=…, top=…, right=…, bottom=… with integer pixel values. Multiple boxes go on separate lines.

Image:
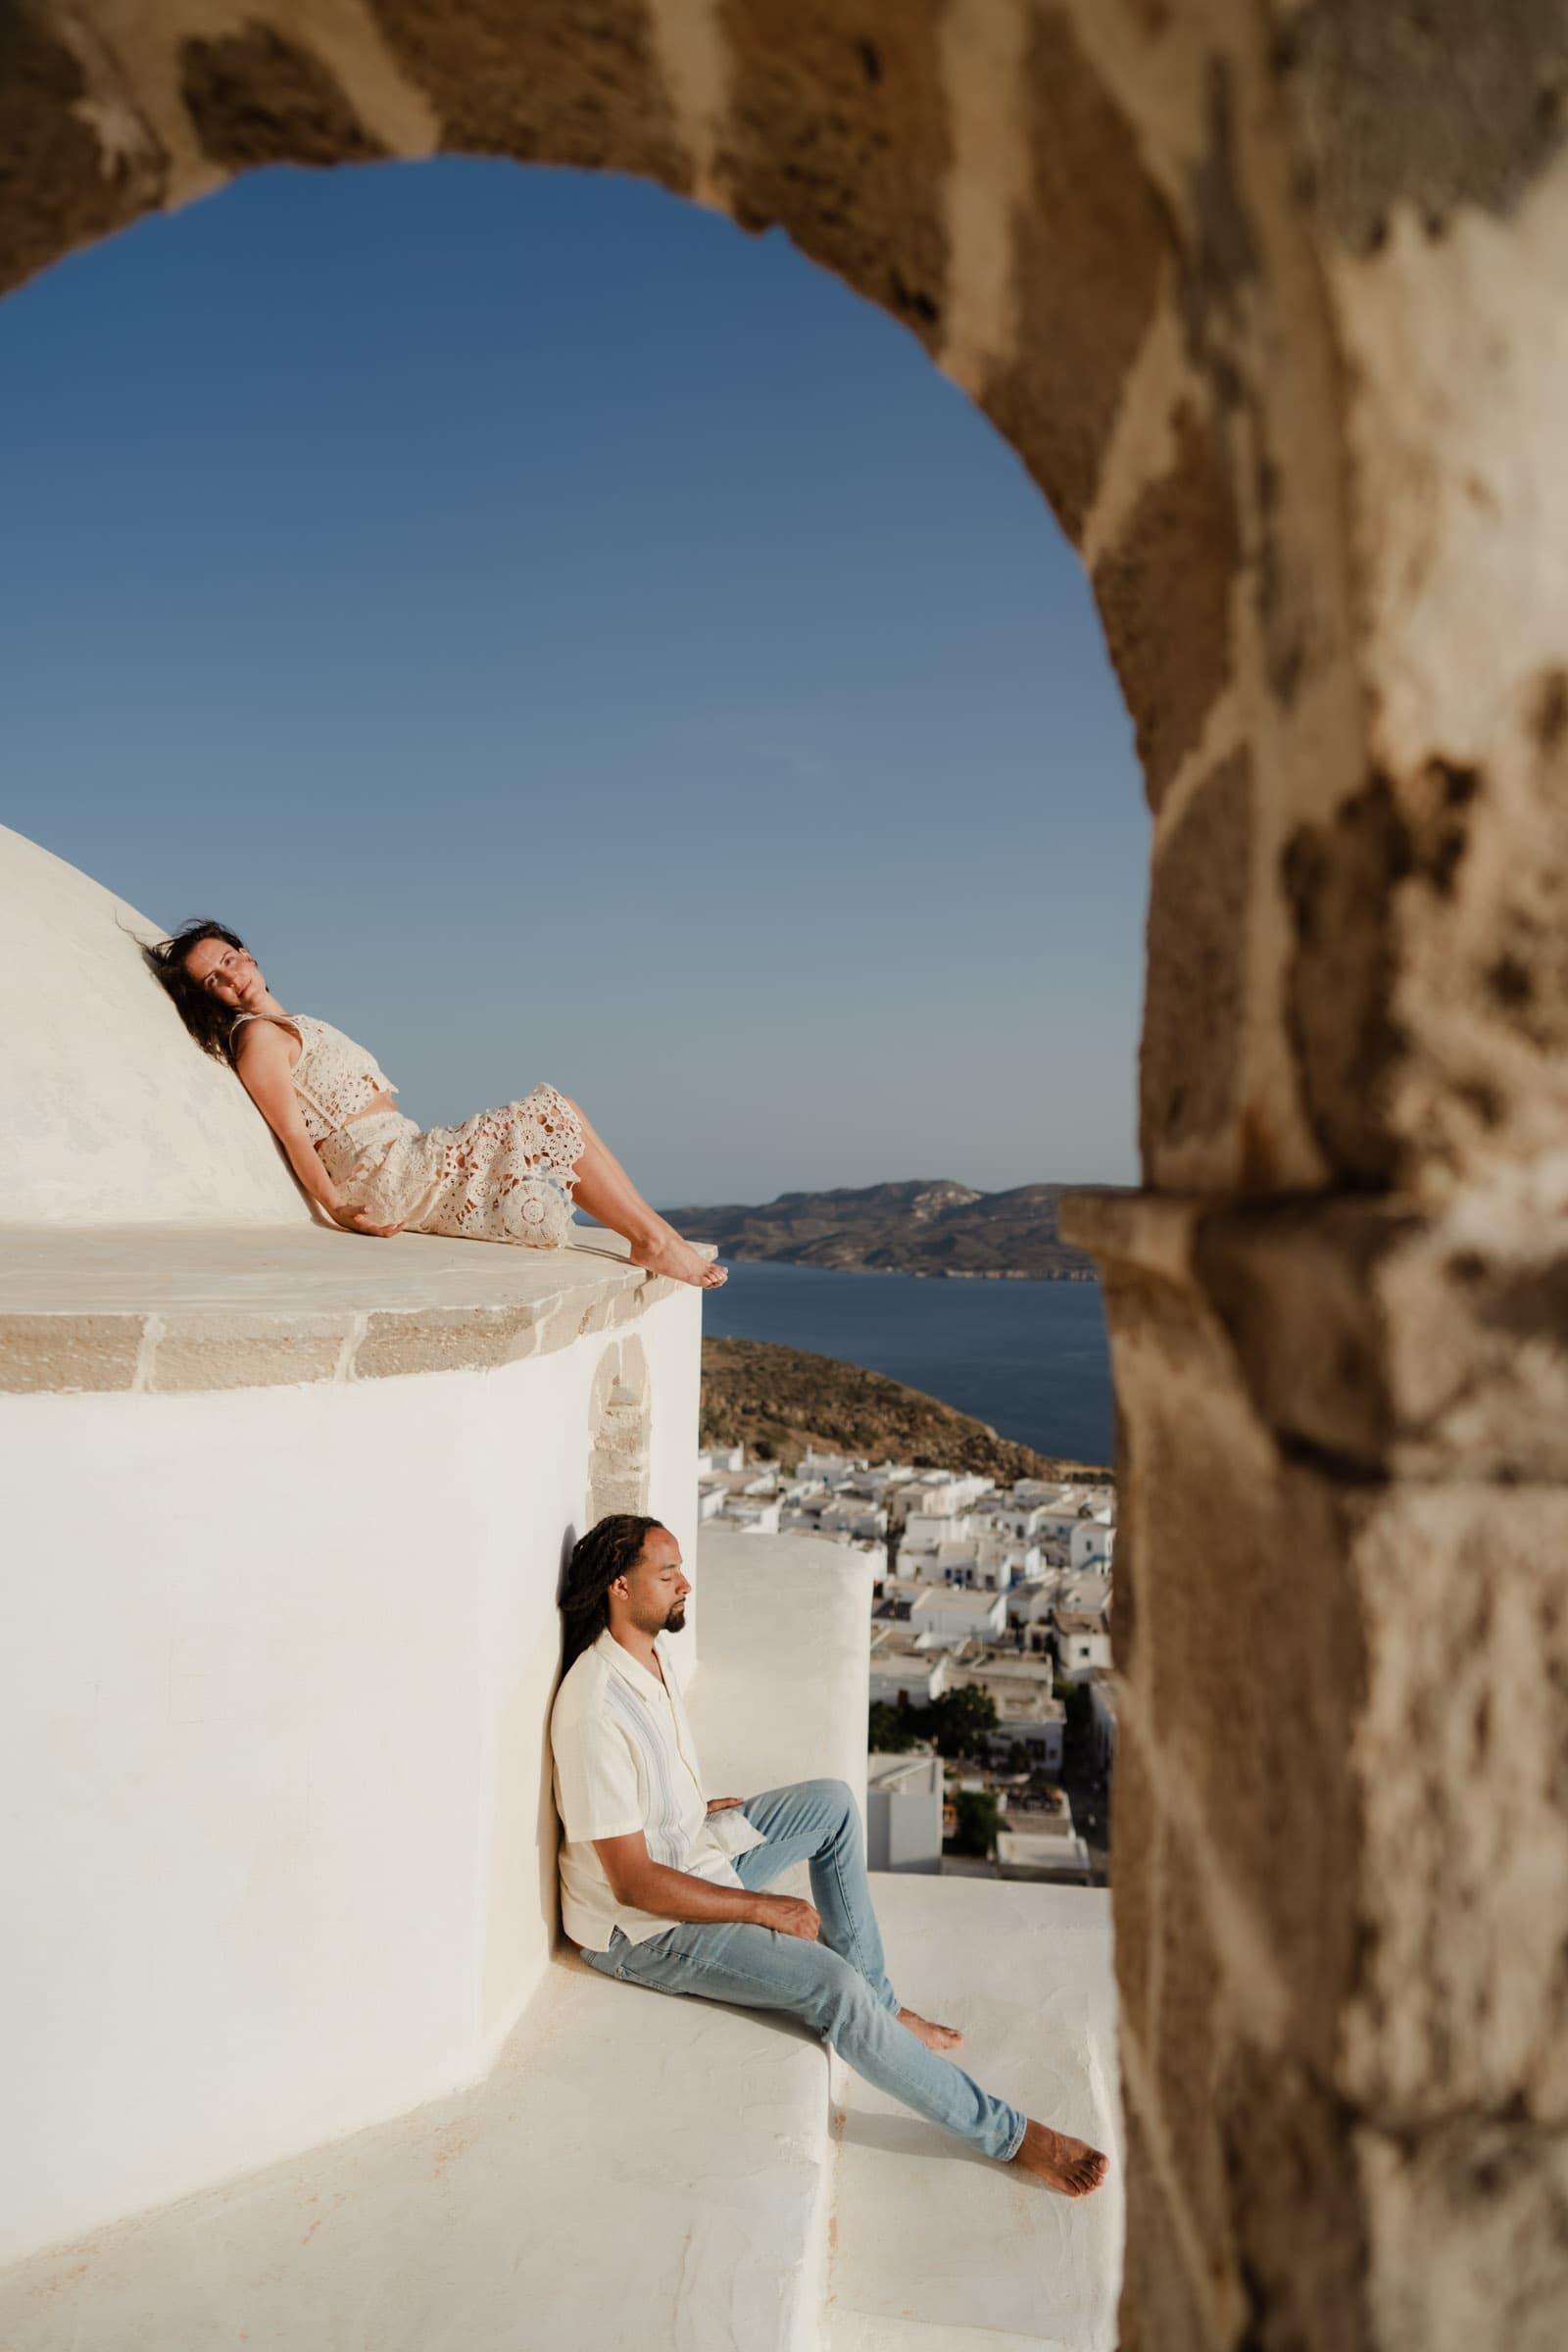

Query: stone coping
left=0, top=1223, right=714, bottom=1395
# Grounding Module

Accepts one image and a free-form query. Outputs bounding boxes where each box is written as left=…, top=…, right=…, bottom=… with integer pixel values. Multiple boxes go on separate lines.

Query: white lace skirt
left=318, top=1084, right=584, bottom=1248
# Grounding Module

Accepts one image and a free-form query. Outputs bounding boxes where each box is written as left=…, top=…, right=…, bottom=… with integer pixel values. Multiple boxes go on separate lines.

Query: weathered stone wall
left=2, top=1, right=1563, bottom=2341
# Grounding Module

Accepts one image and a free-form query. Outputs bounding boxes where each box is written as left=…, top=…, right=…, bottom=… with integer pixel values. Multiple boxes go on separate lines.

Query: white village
left=701, top=1446, right=1117, bottom=1885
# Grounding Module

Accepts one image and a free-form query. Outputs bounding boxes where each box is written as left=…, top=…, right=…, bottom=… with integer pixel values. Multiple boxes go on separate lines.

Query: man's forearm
left=618, top=1863, right=764, bottom=1926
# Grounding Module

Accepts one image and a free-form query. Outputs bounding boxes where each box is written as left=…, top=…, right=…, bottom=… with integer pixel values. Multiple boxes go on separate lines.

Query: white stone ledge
left=0, top=1224, right=713, bottom=1394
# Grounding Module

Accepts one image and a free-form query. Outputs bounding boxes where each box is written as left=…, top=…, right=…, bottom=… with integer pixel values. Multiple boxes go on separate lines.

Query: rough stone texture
left=982, top=6, right=1174, bottom=539
left=1093, top=406, right=1238, bottom=811
left=353, top=1301, right=542, bottom=1382
left=1358, top=2114, right=1568, bottom=2352
left=180, top=28, right=387, bottom=170
left=1152, top=1853, right=1227, bottom=2255
left=1278, top=706, right=1560, bottom=1185
left=1117, top=2102, right=1213, bottom=2352
left=1141, top=749, right=1252, bottom=1159
left=1192, top=1200, right=1568, bottom=1482
left=1281, top=767, right=1454, bottom=1186
left=1073, top=1186, right=1568, bottom=1485
left=0, top=6, right=161, bottom=300
left=1217, top=2044, right=1371, bottom=2352
left=1107, top=1710, right=1157, bottom=2053
left=368, top=0, right=688, bottom=186
left=1345, top=1485, right=1568, bottom=2126
left=1103, top=1267, right=1363, bottom=2082
left=1390, top=710, right=1568, bottom=1187
left=149, top=1311, right=347, bottom=1393
left=0, top=1313, right=143, bottom=1395
left=1284, top=0, right=1568, bottom=256
left=718, top=0, right=950, bottom=350
left=1073, top=1174, right=1568, bottom=2348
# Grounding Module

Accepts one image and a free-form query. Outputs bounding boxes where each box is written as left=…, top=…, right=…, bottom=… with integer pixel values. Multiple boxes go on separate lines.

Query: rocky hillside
left=663, top=1179, right=1096, bottom=1280
left=702, top=1337, right=1111, bottom=1482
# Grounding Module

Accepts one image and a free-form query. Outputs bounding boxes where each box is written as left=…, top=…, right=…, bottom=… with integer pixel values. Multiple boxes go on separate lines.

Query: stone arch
left=585, top=1335, right=651, bottom=1527
left=7, top=6, right=1566, bottom=2344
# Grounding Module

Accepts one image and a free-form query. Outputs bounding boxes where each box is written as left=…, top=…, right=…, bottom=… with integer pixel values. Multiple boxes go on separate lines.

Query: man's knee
left=803, top=1775, right=855, bottom=1822
left=805, top=1947, right=874, bottom=2038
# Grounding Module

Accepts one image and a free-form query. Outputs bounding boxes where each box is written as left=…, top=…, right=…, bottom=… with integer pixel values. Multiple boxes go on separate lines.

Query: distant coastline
left=662, top=1178, right=1102, bottom=1282
left=702, top=1337, right=1113, bottom=1484
left=700, top=1260, right=1116, bottom=1465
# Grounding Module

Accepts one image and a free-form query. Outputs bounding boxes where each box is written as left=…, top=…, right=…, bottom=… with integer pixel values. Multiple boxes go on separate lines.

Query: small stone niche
left=585, top=1336, right=651, bottom=1525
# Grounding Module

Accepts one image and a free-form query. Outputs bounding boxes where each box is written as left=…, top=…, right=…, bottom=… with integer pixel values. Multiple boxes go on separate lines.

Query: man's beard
left=662, top=1603, right=687, bottom=1634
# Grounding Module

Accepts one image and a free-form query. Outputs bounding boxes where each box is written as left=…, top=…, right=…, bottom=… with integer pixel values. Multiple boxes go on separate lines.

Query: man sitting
left=549, top=1512, right=1107, bottom=2196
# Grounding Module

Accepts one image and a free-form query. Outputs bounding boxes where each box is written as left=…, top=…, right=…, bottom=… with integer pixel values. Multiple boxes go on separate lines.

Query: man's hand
left=706, top=1796, right=744, bottom=1813
left=753, top=1894, right=820, bottom=1941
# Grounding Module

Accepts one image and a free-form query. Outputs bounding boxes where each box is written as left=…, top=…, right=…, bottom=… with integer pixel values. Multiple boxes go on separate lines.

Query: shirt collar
left=595, top=1625, right=672, bottom=1702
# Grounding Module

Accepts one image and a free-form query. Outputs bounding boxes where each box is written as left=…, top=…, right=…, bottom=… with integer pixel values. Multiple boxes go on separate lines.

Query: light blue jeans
left=581, top=1776, right=1026, bottom=2162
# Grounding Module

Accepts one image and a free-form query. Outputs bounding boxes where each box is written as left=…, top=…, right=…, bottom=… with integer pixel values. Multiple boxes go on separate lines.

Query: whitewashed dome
left=0, top=825, right=312, bottom=1224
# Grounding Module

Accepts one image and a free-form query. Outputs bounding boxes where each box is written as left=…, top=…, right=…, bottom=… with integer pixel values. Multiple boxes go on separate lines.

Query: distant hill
left=702, top=1337, right=1112, bottom=1481
left=664, top=1179, right=1097, bottom=1281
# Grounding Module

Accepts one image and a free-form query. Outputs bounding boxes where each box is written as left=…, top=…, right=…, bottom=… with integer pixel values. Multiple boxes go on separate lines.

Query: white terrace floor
left=0, top=1533, right=1121, bottom=2350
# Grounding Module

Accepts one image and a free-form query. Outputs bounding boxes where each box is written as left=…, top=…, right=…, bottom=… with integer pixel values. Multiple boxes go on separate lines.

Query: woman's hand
left=329, top=1203, right=405, bottom=1239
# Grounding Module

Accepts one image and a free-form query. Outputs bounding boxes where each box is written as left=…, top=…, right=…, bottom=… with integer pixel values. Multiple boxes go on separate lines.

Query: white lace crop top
left=231, top=1011, right=398, bottom=1144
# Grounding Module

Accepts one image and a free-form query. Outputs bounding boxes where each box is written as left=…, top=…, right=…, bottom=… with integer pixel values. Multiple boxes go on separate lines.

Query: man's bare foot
left=628, top=1228, right=727, bottom=1289
left=1008, top=2119, right=1109, bottom=2197
left=898, top=2007, right=964, bottom=2052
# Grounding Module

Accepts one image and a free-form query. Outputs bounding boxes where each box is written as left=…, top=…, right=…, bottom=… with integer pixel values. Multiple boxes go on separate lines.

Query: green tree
left=868, top=1701, right=927, bottom=1753
left=948, top=1788, right=1004, bottom=1858
left=928, top=1683, right=999, bottom=1759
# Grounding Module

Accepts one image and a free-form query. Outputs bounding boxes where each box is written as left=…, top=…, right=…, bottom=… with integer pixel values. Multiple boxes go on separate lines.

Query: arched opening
left=5, top=8, right=1565, bottom=2348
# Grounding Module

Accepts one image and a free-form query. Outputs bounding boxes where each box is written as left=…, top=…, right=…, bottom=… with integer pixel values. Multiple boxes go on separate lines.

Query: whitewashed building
left=865, top=1750, right=945, bottom=1875
left=723, top=1496, right=784, bottom=1537
left=867, top=1625, right=953, bottom=1710
left=1054, top=1607, right=1113, bottom=1679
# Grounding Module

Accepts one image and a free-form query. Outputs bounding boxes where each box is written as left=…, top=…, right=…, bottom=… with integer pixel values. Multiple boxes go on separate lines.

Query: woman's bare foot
left=1008, top=2120, right=1109, bottom=2197
left=628, top=1227, right=728, bottom=1290
left=898, top=2007, right=964, bottom=2052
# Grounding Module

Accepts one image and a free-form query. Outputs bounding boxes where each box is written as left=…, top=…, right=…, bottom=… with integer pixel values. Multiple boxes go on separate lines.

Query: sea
left=701, top=1260, right=1116, bottom=1468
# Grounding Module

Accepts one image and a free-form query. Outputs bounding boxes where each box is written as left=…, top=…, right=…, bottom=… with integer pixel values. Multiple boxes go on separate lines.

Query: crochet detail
left=319, top=1087, right=584, bottom=1248
left=235, top=1012, right=396, bottom=1143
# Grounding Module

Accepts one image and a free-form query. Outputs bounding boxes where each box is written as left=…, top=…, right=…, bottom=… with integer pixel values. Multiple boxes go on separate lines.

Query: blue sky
left=1, top=158, right=1147, bottom=1204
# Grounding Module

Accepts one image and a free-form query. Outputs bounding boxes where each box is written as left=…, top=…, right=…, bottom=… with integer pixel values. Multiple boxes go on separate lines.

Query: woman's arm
left=234, top=1024, right=401, bottom=1237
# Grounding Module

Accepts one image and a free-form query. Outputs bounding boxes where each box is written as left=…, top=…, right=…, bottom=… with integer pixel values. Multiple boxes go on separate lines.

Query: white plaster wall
left=0, top=825, right=313, bottom=1223
left=0, top=1287, right=701, bottom=2264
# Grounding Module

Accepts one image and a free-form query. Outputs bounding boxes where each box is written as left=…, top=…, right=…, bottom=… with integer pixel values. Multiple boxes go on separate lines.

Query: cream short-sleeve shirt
left=550, top=1626, right=767, bottom=1951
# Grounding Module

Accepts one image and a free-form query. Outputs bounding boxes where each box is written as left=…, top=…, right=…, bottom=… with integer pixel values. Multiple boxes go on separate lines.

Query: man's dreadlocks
left=559, top=1513, right=664, bottom=1670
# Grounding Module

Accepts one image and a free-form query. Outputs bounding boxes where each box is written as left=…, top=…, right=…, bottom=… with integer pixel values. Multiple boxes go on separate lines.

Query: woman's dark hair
left=560, top=1514, right=664, bottom=1671
left=143, top=919, right=249, bottom=1062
